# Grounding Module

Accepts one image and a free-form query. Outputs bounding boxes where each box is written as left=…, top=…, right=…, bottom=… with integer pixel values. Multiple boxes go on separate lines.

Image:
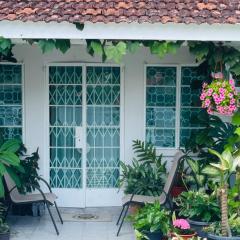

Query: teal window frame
left=0, top=63, right=24, bottom=141
left=145, top=64, right=205, bottom=149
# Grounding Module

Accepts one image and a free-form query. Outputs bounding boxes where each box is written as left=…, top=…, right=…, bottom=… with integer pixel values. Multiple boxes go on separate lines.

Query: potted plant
left=204, top=214, right=240, bottom=240
left=130, top=202, right=170, bottom=240
left=171, top=217, right=197, bottom=240
left=120, top=140, right=167, bottom=214
left=202, top=147, right=240, bottom=238
left=200, top=78, right=238, bottom=115
left=174, top=191, right=220, bottom=237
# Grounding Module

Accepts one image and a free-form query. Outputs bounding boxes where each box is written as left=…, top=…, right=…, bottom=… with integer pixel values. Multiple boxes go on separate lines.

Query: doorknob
left=75, top=127, right=83, bottom=149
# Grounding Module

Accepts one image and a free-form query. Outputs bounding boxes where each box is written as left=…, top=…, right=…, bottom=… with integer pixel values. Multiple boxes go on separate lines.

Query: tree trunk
left=220, top=185, right=229, bottom=237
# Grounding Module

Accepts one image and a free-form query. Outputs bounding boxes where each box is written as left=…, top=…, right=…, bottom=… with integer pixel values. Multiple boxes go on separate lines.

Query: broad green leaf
left=0, top=37, right=11, bottom=50
left=90, top=41, right=103, bottom=56
left=55, top=39, right=71, bottom=54
left=74, top=23, right=84, bottom=31
left=0, top=152, right=20, bottom=166
left=38, top=39, right=56, bottom=54
left=235, top=127, right=240, bottom=137
left=0, top=139, right=21, bottom=152
left=127, top=41, right=140, bottom=53
left=202, top=166, right=220, bottom=176
left=0, top=163, right=6, bottom=176
left=0, top=179, right=4, bottom=198
left=209, top=149, right=224, bottom=164
left=210, top=163, right=228, bottom=171
left=232, top=112, right=240, bottom=126
left=105, top=42, right=126, bottom=63
left=187, top=158, right=199, bottom=174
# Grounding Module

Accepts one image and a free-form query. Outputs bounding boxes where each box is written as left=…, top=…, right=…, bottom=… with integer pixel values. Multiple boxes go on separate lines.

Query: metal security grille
left=86, top=66, right=120, bottom=188
left=48, top=65, right=121, bottom=190
left=49, top=66, right=83, bottom=188
left=0, top=64, right=23, bottom=140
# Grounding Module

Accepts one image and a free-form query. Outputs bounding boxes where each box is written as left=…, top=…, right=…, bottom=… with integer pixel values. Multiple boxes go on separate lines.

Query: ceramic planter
left=188, top=219, right=211, bottom=238
left=171, top=232, right=197, bottom=240
left=207, top=233, right=240, bottom=240
left=0, top=232, right=10, bottom=240
left=143, top=231, right=164, bottom=240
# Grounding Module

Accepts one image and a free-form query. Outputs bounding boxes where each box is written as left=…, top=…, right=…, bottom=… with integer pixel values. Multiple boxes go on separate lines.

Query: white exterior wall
left=12, top=44, right=196, bottom=179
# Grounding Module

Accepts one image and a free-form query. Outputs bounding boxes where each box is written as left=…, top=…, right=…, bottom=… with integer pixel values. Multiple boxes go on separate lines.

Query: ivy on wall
left=1, top=35, right=240, bottom=81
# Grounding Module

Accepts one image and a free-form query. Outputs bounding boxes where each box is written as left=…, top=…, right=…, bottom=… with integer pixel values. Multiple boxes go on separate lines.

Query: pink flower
left=173, top=219, right=190, bottom=230
left=229, top=93, right=233, bottom=98
left=229, top=79, right=235, bottom=86
left=200, top=92, right=207, bottom=100
left=204, top=99, right=211, bottom=107
left=207, top=88, right=213, bottom=96
left=207, top=107, right=214, bottom=114
left=202, top=83, right=207, bottom=89
left=230, top=99, right=236, bottom=105
left=219, top=88, right=225, bottom=94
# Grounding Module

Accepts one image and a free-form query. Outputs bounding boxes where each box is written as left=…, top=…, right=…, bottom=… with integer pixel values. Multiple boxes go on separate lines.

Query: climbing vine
left=1, top=35, right=240, bottom=81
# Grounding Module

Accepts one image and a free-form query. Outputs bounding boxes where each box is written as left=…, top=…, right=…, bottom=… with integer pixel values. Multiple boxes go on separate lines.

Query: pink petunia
left=173, top=219, right=190, bottom=230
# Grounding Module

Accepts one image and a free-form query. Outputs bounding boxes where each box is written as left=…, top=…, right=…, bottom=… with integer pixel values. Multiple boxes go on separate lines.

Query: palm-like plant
left=0, top=139, right=22, bottom=197
left=203, top=148, right=240, bottom=236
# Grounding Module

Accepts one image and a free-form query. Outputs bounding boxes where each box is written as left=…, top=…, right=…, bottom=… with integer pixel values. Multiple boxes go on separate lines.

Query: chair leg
left=116, top=202, right=130, bottom=237
left=116, top=205, right=125, bottom=226
left=54, top=201, right=63, bottom=224
left=46, top=202, right=59, bottom=235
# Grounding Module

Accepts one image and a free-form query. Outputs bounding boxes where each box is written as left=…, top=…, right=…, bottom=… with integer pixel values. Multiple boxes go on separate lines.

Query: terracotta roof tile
left=0, top=0, right=240, bottom=24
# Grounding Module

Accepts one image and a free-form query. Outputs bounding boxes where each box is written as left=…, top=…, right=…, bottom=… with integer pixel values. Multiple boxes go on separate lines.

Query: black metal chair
left=4, top=174, right=63, bottom=235
left=116, top=151, right=186, bottom=236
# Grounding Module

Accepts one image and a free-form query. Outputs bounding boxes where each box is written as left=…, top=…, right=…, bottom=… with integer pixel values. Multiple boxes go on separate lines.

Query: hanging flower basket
left=200, top=77, right=239, bottom=116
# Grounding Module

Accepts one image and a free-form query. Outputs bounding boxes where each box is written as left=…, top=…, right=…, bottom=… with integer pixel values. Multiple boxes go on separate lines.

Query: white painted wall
left=12, top=44, right=196, bottom=181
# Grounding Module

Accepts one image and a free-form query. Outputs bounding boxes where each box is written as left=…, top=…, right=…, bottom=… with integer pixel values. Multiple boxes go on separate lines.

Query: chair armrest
left=36, top=176, right=52, bottom=193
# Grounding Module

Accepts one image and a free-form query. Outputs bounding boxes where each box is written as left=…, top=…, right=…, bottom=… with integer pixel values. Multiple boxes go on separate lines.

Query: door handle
left=75, top=127, right=83, bottom=149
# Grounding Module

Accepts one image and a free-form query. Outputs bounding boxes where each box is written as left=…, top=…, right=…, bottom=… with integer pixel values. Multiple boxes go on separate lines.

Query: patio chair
left=116, top=151, right=186, bottom=236
left=4, top=174, right=63, bottom=235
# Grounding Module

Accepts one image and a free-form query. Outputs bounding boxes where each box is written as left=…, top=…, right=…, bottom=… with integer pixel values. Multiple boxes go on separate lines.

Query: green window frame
left=145, top=65, right=206, bottom=149
left=0, top=63, right=23, bottom=141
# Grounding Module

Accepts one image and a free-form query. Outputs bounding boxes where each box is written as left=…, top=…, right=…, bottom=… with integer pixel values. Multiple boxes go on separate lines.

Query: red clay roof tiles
left=0, top=0, right=240, bottom=24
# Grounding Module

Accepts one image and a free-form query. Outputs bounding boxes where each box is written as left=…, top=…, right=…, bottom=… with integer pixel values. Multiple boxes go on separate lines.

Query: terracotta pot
left=171, top=186, right=186, bottom=198
left=128, top=203, right=142, bottom=215
left=171, top=232, right=197, bottom=240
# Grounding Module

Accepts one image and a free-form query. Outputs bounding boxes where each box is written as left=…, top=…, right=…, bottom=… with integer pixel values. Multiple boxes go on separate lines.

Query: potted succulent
left=174, top=191, right=220, bottom=237
left=130, top=202, right=170, bottom=240
left=171, top=217, right=197, bottom=240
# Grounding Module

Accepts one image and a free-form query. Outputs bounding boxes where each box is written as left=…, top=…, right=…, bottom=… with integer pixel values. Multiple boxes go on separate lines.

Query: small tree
left=203, top=148, right=240, bottom=236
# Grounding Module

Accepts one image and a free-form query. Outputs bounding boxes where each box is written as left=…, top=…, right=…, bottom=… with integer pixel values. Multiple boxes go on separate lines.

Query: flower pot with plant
left=130, top=202, right=170, bottom=240
left=202, top=147, right=240, bottom=238
left=200, top=78, right=239, bottom=116
left=171, top=217, right=197, bottom=240
left=120, top=140, right=167, bottom=214
left=174, top=191, right=221, bottom=237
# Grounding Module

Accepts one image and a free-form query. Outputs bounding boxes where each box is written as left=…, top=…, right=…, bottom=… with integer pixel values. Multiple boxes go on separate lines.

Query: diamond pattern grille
left=49, top=66, right=82, bottom=189
left=86, top=66, right=120, bottom=188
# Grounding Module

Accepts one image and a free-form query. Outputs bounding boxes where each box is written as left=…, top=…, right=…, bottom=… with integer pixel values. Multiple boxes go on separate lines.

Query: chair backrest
left=4, top=174, right=23, bottom=203
left=162, top=151, right=185, bottom=198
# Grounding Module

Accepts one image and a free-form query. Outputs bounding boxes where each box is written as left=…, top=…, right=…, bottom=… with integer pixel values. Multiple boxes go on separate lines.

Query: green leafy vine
left=1, top=36, right=240, bottom=81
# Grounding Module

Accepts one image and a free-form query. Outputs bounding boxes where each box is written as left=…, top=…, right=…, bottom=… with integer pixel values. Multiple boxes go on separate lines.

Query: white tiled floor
left=8, top=207, right=136, bottom=240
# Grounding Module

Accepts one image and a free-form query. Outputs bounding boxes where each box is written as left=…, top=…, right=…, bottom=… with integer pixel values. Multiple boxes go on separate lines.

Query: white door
left=48, top=64, right=123, bottom=207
